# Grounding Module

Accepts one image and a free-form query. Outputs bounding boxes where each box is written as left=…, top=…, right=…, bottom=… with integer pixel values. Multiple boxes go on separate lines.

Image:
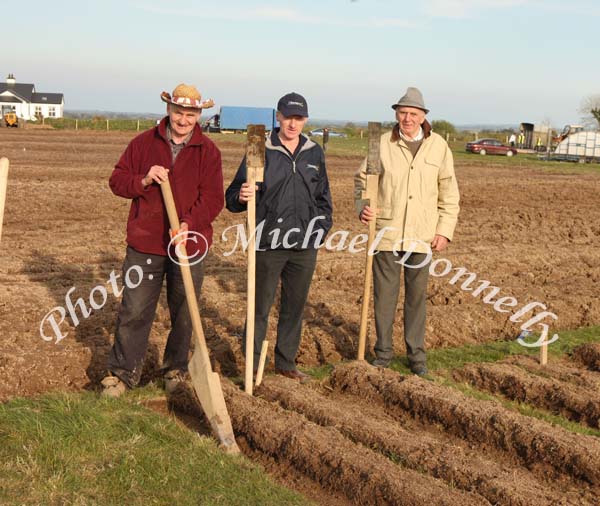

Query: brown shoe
left=276, top=368, right=310, bottom=384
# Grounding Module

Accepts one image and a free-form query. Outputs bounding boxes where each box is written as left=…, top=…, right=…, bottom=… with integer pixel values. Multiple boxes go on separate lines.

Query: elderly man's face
left=168, top=104, right=201, bottom=140
left=396, top=106, right=426, bottom=139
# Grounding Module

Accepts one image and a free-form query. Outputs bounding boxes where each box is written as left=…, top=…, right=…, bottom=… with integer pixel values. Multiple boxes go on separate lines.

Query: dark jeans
left=373, top=251, right=430, bottom=366
left=243, top=248, right=318, bottom=371
left=107, top=246, right=204, bottom=387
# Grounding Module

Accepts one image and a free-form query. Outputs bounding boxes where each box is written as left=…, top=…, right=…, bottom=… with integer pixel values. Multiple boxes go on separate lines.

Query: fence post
left=137, top=120, right=140, bottom=132
left=106, top=119, right=109, bottom=131
left=75, top=119, right=78, bottom=130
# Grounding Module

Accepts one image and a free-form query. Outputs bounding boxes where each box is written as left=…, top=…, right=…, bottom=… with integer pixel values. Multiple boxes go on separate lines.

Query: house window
left=35, top=106, right=42, bottom=117
left=48, top=107, right=56, bottom=117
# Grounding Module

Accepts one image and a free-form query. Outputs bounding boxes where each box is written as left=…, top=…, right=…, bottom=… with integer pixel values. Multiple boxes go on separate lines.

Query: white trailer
left=551, top=130, right=600, bottom=163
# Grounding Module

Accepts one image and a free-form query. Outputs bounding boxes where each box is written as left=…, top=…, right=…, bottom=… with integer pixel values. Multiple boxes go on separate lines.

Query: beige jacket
left=354, top=122, right=460, bottom=253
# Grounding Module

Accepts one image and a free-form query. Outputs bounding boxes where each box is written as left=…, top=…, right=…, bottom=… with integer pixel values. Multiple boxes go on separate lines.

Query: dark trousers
left=373, top=251, right=430, bottom=366
left=243, top=249, right=318, bottom=371
left=107, top=246, right=204, bottom=387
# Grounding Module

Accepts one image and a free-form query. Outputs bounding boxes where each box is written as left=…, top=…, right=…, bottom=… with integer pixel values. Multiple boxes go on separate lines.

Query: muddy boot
left=101, top=375, right=127, bottom=398
left=164, top=369, right=189, bottom=394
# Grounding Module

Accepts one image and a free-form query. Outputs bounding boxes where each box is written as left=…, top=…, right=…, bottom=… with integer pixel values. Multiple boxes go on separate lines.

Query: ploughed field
left=1, top=129, right=600, bottom=505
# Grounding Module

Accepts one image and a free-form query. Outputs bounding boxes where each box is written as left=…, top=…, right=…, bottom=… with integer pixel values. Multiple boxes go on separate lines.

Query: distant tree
left=431, top=119, right=456, bottom=137
left=579, top=94, right=600, bottom=128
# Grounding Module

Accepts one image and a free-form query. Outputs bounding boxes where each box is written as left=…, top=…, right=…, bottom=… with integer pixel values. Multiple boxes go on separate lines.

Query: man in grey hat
left=354, top=87, right=460, bottom=375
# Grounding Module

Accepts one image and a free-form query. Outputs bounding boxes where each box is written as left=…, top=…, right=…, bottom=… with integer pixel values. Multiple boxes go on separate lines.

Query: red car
left=466, top=138, right=518, bottom=157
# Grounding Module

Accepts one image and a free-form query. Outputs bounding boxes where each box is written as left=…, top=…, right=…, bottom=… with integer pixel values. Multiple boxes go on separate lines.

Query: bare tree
left=579, top=94, right=600, bottom=128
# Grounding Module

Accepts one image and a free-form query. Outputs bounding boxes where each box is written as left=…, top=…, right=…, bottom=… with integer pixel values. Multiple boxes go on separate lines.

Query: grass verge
left=0, top=388, right=313, bottom=506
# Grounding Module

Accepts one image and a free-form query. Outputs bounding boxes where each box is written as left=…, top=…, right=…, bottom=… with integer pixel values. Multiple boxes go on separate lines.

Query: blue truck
left=203, top=106, right=277, bottom=133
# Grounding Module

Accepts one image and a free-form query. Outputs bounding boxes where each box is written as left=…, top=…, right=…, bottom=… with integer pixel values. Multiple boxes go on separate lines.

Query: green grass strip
left=0, top=390, right=313, bottom=506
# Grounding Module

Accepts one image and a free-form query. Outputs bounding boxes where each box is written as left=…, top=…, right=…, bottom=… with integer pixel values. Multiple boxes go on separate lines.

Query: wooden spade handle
left=160, top=179, right=211, bottom=363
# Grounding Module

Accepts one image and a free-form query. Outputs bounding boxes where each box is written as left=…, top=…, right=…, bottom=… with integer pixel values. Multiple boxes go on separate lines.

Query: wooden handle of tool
left=255, top=340, right=269, bottom=387
left=245, top=169, right=257, bottom=395
left=0, top=158, right=8, bottom=244
left=160, top=179, right=211, bottom=364
left=357, top=173, right=379, bottom=361
left=358, top=218, right=377, bottom=361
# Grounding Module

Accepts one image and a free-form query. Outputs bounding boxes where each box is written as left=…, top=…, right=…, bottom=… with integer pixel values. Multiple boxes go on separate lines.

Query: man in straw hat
left=225, top=92, right=333, bottom=383
left=101, top=83, right=223, bottom=397
left=354, top=87, right=460, bottom=375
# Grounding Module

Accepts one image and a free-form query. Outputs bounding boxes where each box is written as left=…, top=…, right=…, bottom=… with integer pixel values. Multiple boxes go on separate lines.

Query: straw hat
left=160, top=83, right=214, bottom=109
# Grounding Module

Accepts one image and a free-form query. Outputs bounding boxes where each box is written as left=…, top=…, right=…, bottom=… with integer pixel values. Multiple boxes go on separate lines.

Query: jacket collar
left=266, top=128, right=317, bottom=156
left=391, top=119, right=432, bottom=143
left=157, top=116, right=205, bottom=146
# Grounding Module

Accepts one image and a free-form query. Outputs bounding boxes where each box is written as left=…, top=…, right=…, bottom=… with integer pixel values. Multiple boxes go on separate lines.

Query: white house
left=0, top=74, right=64, bottom=120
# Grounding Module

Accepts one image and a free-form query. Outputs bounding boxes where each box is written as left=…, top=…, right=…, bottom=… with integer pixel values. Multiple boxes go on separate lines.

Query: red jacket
left=109, top=118, right=224, bottom=257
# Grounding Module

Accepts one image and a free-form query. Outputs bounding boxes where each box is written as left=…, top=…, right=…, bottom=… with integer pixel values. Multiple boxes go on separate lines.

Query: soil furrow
left=221, top=381, right=487, bottom=506
left=505, top=355, right=600, bottom=390
left=330, top=362, right=600, bottom=485
left=452, top=362, right=600, bottom=428
left=257, top=376, right=587, bottom=506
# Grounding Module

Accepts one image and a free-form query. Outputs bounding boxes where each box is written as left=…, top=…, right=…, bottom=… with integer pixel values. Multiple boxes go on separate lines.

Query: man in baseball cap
left=225, top=92, right=332, bottom=382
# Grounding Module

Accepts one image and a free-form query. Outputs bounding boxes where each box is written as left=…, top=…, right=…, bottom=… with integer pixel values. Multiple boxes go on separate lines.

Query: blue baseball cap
left=277, top=92, right=309, bottom=118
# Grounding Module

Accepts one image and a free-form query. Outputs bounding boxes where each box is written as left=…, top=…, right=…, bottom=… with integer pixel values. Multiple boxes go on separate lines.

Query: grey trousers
left=373, top=251, right=430, bottom=365
left=107, top=246, right=204, bottom=387
left=243, top=248, right=318, bottom=371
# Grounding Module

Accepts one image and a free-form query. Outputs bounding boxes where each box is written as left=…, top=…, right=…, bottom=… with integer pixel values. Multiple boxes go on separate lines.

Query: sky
left=4, top=0, right=599, bottom=127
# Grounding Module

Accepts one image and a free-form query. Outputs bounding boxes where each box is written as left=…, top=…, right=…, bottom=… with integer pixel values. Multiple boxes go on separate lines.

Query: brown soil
left=257, top=375, right=582, bottom=505
left=221, top=380, right=486, bottom=506
left=2, top=129, right=600, bottom=505
left=330, top=362, right=600, bottom=486
left=505, top=354, right=600, bottom=390
left=1, top=129, right=600, bottom=402
left=452, top=361, right=600, bottom=428
left=573, top=343, right=600, bottom=371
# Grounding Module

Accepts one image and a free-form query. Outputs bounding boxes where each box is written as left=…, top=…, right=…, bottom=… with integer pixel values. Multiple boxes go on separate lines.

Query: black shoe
left=410, top=363, right=428, bottom=377
left=372, top=358, right=391, bottom=368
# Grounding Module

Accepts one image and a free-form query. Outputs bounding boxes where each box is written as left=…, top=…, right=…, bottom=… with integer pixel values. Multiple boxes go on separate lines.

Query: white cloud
left=421, top=0, right=600, bottom=19
left=133, top=3, right=417, bottom=29
left=421, top=0, right=532, bottom=19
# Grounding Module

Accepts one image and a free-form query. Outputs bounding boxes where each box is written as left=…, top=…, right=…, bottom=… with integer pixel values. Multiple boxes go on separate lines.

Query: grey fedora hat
left=391, top=87, right=429, bottom=113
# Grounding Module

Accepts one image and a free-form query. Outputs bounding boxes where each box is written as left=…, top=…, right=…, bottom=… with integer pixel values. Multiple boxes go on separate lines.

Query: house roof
left=0, top=95, right=22, bottom=103
left=31, top=92, right=64, bottom=105
left=0, top=83, right=34, bottom=102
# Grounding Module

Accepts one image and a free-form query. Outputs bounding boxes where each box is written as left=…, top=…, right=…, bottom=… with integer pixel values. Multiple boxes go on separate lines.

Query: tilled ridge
left=453, top=362, right=600, bottom=428
left=505, top=355, right=600, bottom=390
left=330, top=362, right=600, bottom=486
left=258, top=376, right=579, bottom=506
left=221, top=381, right=486, bottom=506
left=573, top=343, right=600, bottom=371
